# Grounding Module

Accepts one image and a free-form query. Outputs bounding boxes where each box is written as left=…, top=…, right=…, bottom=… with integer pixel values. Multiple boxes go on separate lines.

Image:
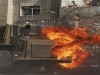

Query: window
left=33, top=6, right=40, bottom=15
left=21, top=6, right=40, bottom=16
left=21, top=6, right=32, bottom=15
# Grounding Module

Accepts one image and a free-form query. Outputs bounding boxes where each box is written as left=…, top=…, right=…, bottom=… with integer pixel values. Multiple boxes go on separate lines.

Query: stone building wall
left=40, top=0, right=51, bottom=19
left=13, top=0, right=20, bottom=24
left=0, top=0, right=8, bottom=25
left=40, top=0, right=61, bottom=21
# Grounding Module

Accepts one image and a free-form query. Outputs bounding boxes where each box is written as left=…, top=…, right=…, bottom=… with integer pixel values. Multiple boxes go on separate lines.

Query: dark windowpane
left=21, top=6, right=40, bottom=16
left=22, top=6, right=32, bottom=15
left=33, top=9, right=40, bottom=15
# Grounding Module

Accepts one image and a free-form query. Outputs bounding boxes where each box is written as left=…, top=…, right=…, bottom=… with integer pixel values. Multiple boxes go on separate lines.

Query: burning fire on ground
left=42, top=26, right=100, bottom=69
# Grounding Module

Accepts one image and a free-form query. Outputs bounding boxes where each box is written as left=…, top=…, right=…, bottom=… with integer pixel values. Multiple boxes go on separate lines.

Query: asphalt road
left=0, top=62, right=100, bottom=75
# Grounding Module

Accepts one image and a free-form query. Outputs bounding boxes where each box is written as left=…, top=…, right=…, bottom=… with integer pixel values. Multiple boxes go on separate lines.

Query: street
left=0, top=61, right=100, bottom=75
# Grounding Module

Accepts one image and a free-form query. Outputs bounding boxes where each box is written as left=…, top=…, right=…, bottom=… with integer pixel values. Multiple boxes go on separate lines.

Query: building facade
left=0, top=0, right=8, bottom=25
left=0, top=0, right=61, bottom=25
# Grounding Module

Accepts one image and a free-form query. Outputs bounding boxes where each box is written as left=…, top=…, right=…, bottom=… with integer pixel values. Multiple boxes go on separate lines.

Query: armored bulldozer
left=0, top=25, right=71, bottom=71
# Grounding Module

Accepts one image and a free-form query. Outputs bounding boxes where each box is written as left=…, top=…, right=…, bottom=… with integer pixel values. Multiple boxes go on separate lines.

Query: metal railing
left=23, top=18, right=59, bottom=26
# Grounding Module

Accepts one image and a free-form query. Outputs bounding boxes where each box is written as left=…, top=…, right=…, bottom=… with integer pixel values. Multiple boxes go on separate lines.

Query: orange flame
left=42, top=26, right=100, bottom=69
